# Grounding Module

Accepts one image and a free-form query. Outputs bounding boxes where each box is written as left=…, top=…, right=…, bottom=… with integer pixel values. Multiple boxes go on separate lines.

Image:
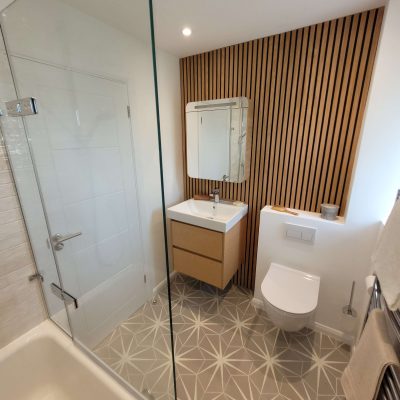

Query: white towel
left=372, top=200, right=400, bottom=311
left=341, top=309, right=399, bottom=400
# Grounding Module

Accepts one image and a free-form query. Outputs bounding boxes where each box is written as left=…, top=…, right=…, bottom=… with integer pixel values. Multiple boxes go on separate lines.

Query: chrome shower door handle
left=51, top=232, right=82, bottom=251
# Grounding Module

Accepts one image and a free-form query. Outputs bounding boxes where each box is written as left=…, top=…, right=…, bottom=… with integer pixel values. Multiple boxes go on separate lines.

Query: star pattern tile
left=94, top=273, right=350, bottom=400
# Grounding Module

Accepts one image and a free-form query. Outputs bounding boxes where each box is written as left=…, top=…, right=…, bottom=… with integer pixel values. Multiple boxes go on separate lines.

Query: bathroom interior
left=0, top=0, right=399, bottom=399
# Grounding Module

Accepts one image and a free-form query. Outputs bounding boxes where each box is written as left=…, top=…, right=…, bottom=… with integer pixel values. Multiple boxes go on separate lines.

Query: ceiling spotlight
left=182, top=27, right=192, bottom=37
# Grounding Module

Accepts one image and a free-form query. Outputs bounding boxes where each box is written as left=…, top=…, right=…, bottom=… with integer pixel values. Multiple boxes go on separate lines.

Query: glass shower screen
left=0, top=0, right=175, bottom=398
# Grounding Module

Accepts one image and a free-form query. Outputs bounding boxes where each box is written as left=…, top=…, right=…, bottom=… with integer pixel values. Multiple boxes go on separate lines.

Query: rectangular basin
left=167, top=199, right=248, bottom=232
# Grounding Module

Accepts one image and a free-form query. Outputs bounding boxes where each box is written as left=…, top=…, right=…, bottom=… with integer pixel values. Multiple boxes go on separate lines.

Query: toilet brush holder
left=342, top=280, right=357, bottom=317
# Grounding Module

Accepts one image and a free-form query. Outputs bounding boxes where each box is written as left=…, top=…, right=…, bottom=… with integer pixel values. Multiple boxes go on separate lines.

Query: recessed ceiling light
left=182, top=27, right=192, bottom=37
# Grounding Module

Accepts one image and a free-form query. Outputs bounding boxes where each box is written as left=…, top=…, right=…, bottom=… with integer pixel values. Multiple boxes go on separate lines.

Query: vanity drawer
left=171, top=220, right=223, bottom=260
left=172, top=247, right=222, bottom=287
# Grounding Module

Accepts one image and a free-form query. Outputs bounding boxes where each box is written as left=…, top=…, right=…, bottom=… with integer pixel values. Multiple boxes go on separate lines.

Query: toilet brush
left=342, top=280, right=357, bottom=317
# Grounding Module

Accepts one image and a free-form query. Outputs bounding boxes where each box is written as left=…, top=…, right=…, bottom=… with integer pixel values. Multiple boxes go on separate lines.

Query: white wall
left=157, top=54, right=184, bottom=209
left=347, top=0, right=400, bottom=337
left=156, top=52, right=184, bottom=281
left=346, top=0, right=400, bottom=225
left=254, top=0, right=400, bottom=343
left=0, top=0, right=12, bottom=11
left=130, top=48, right=183, bottom=290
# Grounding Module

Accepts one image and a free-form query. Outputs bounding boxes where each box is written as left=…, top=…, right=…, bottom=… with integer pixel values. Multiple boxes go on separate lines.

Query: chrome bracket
left=29, top=272, right=44, bottom=282
left=4, top=97, right=38, bottom=117
left=50, top=282, right=79, bottom=309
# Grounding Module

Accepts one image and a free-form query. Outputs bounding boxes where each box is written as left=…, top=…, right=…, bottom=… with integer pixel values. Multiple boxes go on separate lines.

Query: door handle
left=51, top=232, right=82, bottom=251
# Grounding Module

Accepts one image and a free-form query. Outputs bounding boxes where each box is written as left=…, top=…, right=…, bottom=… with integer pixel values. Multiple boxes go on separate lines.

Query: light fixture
left=182, top=27, right=192, bottom=37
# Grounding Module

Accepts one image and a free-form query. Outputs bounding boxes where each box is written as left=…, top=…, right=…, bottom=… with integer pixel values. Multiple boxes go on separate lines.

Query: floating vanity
left=167, top=199, right=248, bottom=289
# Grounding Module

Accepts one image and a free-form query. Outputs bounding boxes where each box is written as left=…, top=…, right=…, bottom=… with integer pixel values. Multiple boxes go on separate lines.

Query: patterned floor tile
left=94, top=273, right=350, bottom=400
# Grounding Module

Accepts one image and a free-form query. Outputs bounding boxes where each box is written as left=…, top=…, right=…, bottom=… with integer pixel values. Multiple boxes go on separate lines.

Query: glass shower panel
left=13, top=62, right=147, bottom=347
left=0, top=0, right=174, bottom=398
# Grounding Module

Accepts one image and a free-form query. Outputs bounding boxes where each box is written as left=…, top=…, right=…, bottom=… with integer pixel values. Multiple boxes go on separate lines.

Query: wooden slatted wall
left=179, top=8, right=383, bottom=291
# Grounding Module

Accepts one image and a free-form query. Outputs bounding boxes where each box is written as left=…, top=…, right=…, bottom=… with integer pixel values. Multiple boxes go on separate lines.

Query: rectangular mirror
left=186, top=97, right=252, bottom=182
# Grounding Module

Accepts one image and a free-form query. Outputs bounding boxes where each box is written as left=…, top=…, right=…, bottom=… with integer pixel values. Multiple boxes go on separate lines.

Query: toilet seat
left=261, top=263, right=320, bottom=315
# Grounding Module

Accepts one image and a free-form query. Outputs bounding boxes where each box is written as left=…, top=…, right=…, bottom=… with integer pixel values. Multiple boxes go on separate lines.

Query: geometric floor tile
left=94, top=273, right=350, bottom=400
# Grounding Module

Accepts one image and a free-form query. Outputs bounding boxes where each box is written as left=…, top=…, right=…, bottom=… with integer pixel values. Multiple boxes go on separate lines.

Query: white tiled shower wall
left=0, top=143, right=46, bottom=349
left=0, top=31, right=46, bottom=349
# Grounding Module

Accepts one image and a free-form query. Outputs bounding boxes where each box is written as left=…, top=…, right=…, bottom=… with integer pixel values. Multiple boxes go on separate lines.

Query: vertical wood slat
left=179, top=8, right=383, bottom=291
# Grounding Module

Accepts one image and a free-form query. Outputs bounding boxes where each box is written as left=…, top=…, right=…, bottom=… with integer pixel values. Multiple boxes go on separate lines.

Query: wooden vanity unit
left=170, top=218, right=247, bottom=289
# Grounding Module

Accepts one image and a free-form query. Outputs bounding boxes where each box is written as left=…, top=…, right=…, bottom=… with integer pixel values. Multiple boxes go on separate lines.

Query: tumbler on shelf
left=321, top=204, right=339, bottom=220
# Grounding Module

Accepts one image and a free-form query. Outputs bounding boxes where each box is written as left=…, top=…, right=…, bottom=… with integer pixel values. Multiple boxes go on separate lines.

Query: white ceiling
left=62, top=0, right=386, bottom=58
left=154, top=0, right=386, bottom=57
left=61, top=0, right=151, bottom=44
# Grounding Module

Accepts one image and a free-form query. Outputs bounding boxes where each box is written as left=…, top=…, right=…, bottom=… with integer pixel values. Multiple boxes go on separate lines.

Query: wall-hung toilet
left=261, top=263, right=320, bottom=332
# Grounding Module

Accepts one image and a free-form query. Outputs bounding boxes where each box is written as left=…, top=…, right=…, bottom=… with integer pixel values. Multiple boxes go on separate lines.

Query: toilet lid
left=261, top=263, right=320, bottom=314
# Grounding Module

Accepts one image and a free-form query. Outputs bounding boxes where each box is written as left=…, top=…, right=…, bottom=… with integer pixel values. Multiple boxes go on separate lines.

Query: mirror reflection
left=186, top=97, right=251, bottom=182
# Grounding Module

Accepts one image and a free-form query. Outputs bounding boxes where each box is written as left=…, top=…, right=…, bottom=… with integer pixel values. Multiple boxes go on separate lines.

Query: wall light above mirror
left=186, top=97, right=252, bottom=183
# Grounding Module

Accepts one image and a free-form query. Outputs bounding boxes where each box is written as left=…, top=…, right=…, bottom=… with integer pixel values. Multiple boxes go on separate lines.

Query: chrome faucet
left=210, top=188, right=220, bottom=204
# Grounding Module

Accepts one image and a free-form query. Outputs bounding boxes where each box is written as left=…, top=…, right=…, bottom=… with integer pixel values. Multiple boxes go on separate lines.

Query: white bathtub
left=0, top=320, right=137, bottom=400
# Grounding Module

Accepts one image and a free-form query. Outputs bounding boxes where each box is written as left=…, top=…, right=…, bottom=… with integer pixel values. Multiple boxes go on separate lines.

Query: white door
left=12, top=57, right=147, bottom=347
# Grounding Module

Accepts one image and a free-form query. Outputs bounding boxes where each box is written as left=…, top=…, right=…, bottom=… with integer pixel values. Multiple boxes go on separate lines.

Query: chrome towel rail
left=367, top=278, right=400, bottom=400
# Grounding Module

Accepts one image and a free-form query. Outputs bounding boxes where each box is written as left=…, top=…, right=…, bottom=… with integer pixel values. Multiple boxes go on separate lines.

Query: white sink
left=167, top=199, right=248, bottom=233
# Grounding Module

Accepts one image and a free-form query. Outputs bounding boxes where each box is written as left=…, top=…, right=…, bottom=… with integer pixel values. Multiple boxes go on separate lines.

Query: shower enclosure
left=0, top=0, right=175, bottom=398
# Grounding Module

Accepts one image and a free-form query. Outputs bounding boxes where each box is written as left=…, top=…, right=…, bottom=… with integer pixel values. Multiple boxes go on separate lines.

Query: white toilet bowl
left=261, top=263, right=320, bottom=332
